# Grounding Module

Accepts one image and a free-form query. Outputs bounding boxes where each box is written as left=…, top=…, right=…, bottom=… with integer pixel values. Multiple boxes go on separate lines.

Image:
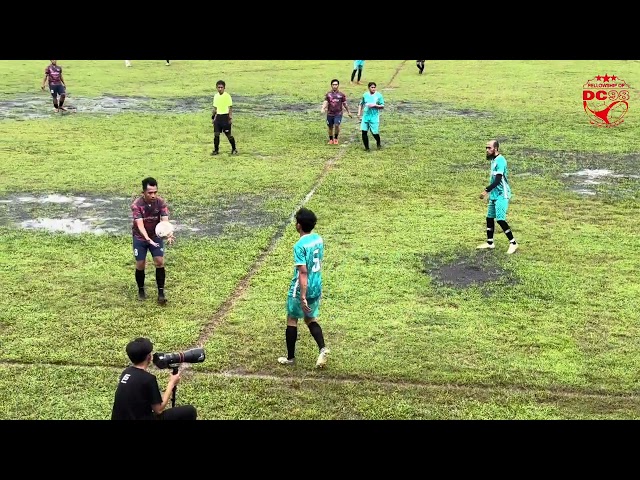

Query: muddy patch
left=0, top=94, right=494, bottom=121
left=0, top=94, right=320, bottom=120
left=0, top=193, right=283, bottom=237
left=516, top=149, right=640, bottom=199
left=389, top=101, right=492, bottom=118
left=423, top=253, right=517, bottom=292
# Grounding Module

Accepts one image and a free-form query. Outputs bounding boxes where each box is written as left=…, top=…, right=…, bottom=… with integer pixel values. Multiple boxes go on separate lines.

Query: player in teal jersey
left=277, top=208, right=330, bottom=368
left=477, top=140, right=519, bottom=254
left=351, top=60, right=365, bottom=84
left=357, top=82, right=385, bottom=151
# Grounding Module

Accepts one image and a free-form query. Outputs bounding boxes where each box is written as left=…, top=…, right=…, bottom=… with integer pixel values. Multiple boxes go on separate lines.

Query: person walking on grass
left=41, top=60, right=67, bottom=113
left=351, top=60, right=365, bottom=84
left=211, top=80, right=238, bottom=156
left=321, top=78, right=352, bottom=145
left=477, top=139, right=519, bottom=254
left=357, top=81, right=385, bottom=151
left=277, top=208, right=330, bottom=369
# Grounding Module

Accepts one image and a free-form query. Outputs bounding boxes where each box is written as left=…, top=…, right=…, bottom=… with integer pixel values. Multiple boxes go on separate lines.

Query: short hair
left=142, top=177, right=158, bottom=191
left=490, top=140, right=500, bottom=150
left=331, top=79, right=339, bottom=85
left=368, top=82, right=377, bottom=88
left=216, top=80, right=226, bottom=87
left=295, top=208, right=317, bottom=233
left=126, top=337, right=154, bottom=364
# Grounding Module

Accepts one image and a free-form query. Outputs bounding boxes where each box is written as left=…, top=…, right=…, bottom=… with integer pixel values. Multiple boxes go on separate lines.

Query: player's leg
left=370, top=120, right=381, bottom=148
left=326, top=116, right=335, bottom=143
left=212, top=120, right=222, bottom=155
left=50, top=87, right=59, bottom=112
left=357, top=67, right=363, bottom=83
left=351, top=69, right=357, bottom=83
left=333, top=115, right=342, bottom=144
left=278, top=297, right=302, bottom=365
left=125, top=60, right=132, bottom=67
left=303, top=299, right=329, bottom=368
left=361, top=118, right=370, bottom=150
left=223, top=122, right=237, bottom=154
left=150, top=238, right=167, bottom=305
left=133, top=238, right=149, bottom=299
left=57, top=85, right=67, bottom=111
left=496, top=199, right=518, bottom=253
left=477, top=201, right=497, bottom=249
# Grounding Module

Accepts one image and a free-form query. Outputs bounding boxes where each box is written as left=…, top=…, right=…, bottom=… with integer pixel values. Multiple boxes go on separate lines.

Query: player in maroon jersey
left=321, top=79, right=352, bottom=145
left=131, top=177, right=175, bottom=305
left=41, top=60, right=67, bottom=113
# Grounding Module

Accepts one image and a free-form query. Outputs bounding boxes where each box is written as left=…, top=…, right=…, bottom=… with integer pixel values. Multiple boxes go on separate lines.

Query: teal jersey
left=489, top=154, right=511, bottom=200
left=360, top=91, right=384, bottom=120
left=288, top=232, right=324, bottom=300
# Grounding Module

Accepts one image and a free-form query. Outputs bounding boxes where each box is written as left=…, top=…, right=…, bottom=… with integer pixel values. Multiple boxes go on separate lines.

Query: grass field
left=1, top=60, right=639, bottom=420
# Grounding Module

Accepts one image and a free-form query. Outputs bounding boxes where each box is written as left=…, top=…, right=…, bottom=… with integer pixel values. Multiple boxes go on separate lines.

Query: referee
left=211, top=80, right=238, bottom=155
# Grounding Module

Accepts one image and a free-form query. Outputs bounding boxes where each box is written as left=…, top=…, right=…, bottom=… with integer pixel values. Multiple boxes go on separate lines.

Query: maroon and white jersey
left=131, top=196, right=169, bottom=240
left=45, top=65, right=63, bottom=85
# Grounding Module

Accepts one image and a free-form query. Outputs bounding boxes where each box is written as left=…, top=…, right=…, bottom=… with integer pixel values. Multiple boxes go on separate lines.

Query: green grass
left=1, top=60, right=639, bottom=419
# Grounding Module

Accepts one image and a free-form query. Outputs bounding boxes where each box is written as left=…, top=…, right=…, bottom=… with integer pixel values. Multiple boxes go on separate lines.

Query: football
left=155, top=221, right=175, bottom=238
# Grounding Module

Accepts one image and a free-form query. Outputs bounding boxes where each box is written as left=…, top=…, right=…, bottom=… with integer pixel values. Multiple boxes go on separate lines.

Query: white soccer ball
left=155, top=221, right=175, bottom=238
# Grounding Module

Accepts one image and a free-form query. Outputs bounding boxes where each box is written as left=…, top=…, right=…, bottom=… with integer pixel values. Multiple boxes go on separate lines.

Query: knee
left=136, top=262, right=146, bottom=270
left=154, top=258, right=164, bottom=268
left=214, top=132, right=220, bottom=138
left=184, top=405, right=198, bottom=420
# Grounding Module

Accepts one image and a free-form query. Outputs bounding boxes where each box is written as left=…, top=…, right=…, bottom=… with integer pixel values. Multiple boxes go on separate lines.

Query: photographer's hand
left=169, top=370, right=181, bottom=385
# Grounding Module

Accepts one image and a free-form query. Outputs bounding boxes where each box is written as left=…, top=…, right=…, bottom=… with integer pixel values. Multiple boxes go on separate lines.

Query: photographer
left=111, top=337, right=197, bottom=420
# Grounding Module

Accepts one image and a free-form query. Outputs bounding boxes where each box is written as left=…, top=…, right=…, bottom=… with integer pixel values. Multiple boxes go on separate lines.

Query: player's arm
left=374, top=95, right=385, bottom=109
left=480, top=174, right=503, bottom=198
left=134, top=218, right=156, bottom=243
left=41, top=72, right=49, bottom=90
left=211, top=104, right=217, bottom=123
left=321, top=99, right=328, bottom=113
left=357, top=96, right=364, bottom=117
left=297, top=264, right=311, bottom=313
left=60, top=72, right=65, bottom=86
left=342, top=98, right=352, bottom=116
left=228, top=105, right=233, bottom=123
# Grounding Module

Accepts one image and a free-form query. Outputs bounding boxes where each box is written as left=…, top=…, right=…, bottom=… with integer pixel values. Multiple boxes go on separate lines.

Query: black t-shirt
left=111, top=366, right=163, bottom=420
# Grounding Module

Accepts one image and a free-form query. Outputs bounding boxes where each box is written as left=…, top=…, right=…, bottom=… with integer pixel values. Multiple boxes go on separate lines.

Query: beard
left=486, top=153, right=496, bottom=160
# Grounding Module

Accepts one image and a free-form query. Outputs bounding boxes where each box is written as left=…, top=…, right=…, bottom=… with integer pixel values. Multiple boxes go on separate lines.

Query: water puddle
left=0, top=193, right=282, bottom=236
left=423, top=253, right=517, bottom=292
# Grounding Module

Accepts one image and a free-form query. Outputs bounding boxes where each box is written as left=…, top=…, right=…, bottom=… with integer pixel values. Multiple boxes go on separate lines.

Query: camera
left=153, top=348, right=206, bottom=369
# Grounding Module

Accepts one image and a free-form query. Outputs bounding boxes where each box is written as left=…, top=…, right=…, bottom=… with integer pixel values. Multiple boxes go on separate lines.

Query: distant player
left=351, top=60, right=365, bottom=84
left=131, top=177, right=175, bottom=305
left=321, top=79, right=352, bottom=144
left=416, top=60, right=425, bottom=74
left=211, top=80, right=238, bottom=155
left=357, top=82, right=385, bottom=151
left=277, top=208, right=330, bottom=369
left=477, top=140, right=519, bottom=254
left=41, top=60, right=67, bottom=113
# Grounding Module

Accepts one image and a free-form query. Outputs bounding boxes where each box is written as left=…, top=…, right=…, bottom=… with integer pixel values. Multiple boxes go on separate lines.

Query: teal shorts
left=361, top=118, right=380, bottom=134
left=286, top=296, right=320, bottom=319
left=353, top=60, right=365, bottom=69
left=487, top=197, right=509, bottom=221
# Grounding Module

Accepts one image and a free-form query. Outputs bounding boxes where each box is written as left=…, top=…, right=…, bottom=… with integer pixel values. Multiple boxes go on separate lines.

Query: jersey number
left=311, top=249, right=321, bottom=273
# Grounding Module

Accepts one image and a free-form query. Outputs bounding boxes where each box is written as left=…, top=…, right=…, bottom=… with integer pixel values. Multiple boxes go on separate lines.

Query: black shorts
left=49, top=83, right=66, bottom=97
left=214, top=114, right=232, bottom=134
